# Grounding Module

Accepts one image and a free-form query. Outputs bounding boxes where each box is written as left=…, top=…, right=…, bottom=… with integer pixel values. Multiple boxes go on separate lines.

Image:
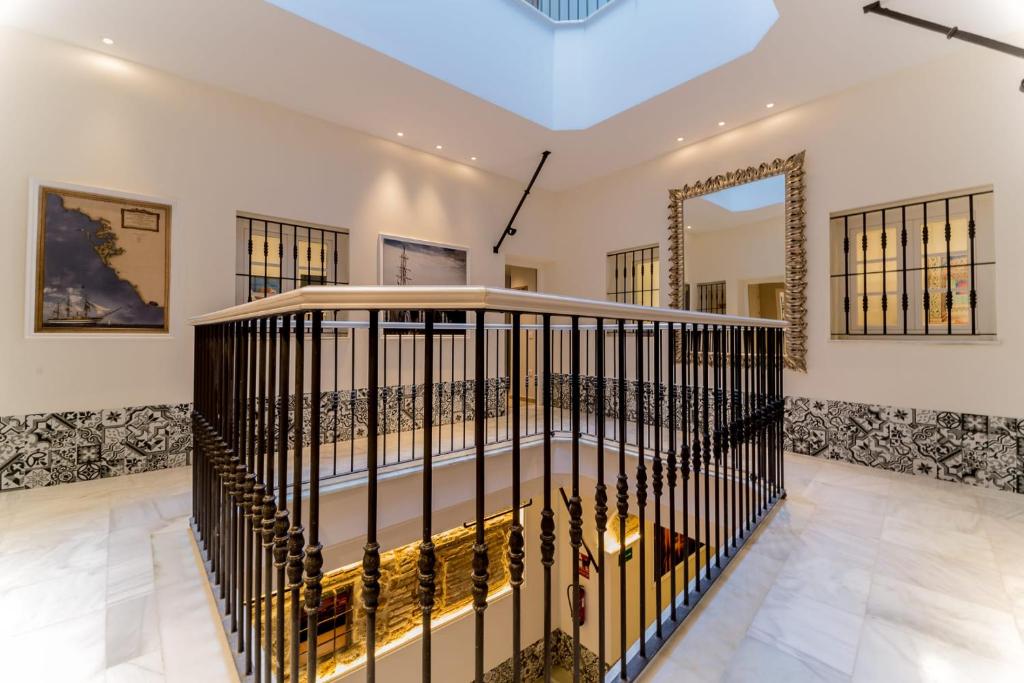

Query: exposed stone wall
left=270, top=512, right=513, bottom=679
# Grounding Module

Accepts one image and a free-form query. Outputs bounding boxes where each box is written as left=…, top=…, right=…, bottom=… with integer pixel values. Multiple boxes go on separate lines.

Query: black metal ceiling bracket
left=493, top=150, right=551, bottom=254
left=863, top=1, right=1024, bottom=92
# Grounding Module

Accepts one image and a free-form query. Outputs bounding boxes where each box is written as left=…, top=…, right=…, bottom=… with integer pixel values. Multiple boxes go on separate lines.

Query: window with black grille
left=606, top=245, right=659, bottom=306
left=829, top=188, right=995, bottom=337
left=235, top=214, right=350, bottom=304
left=696, top=281, right=726, bottom=314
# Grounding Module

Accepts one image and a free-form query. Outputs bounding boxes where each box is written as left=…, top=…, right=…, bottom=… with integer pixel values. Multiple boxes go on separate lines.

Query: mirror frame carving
left=668, top=151, right=807, bottom=371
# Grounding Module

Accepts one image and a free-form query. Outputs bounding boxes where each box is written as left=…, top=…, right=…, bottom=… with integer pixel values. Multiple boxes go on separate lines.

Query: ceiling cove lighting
left=101, top=37, right=114, bottom=45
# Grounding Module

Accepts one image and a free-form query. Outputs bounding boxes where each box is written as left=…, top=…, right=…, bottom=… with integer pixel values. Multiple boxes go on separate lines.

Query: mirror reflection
left=684, top=175, right=785, bottom=320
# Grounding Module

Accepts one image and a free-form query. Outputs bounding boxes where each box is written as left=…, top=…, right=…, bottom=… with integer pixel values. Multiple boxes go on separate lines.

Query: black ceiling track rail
left=863, top=1, right=1024, bottom=92
left=493, top=150, right=551, bottom=254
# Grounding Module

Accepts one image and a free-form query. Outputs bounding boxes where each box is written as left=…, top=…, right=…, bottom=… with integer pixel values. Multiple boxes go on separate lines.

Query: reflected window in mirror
left=683, top=176, right=785, bottom=319
left=829, top=188, right=995, bottom=338
left=607, top=245, right=660, bottom=306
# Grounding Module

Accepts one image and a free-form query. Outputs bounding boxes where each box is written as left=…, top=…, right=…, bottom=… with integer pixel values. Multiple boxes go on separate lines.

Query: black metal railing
left=830, top=189, right=995, bottom=337
left=190, top=287, right=785, bottom=683
left=696, top=281, right=726, bottom=315
left=523, top=0, right=615, bottom=22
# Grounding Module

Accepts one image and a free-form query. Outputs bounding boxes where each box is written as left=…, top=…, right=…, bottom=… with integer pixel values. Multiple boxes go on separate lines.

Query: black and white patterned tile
left=785, top=396, right=1023, bottom=495
left=0, top=378, right=511, bottom=493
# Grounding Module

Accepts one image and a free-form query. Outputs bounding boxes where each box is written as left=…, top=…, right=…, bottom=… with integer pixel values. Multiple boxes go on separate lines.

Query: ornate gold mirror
left=668, top=151, right=807, bottom=371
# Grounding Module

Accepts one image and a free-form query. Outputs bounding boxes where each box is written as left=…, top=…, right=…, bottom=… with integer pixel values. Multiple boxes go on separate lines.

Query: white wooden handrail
left=190, top=285, right=788, bottom=328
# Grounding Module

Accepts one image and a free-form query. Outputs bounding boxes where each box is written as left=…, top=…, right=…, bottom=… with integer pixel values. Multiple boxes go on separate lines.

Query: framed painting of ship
left=27, top=180, right=171, bottom=335
left=377, top=234, right=469, bottom=330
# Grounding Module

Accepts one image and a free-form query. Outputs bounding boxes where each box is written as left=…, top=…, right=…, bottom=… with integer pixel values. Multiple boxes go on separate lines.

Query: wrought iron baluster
left=691, top=325, right=702, bottom=592
left=510, top=313, right=525, bottom=683
left=274, top=315, right=291, bottom=683
left=420, top=312, right=436, bottom=682
left=594, top=317, right=608, bottom=680
left=541, top=313, right=555, bottom=681
left=615, top=319, right=628, bottom=681
left=652, top=321, right=663, bottom=639
left=473, top=311, right=490, bottom=683
left=363, top=311, right=381, bottom=683
left=635, top=319, right=648, bottom=658
left=680, top=325, right=691, bottom=606
left=304, top=311, right=324, bottom=683
left=666, top=322, right=678, bottom=622
left=288, top=315, right=306, bottom=683
left=262, top=317, right=276, bottom=683
left=570, top=316, right=583, bottom=682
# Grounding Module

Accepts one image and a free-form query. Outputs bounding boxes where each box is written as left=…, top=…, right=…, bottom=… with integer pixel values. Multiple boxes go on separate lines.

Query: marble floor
left=2, top=453, right=1023, bottom=682
left=640, top=454, right=1024, bottom=682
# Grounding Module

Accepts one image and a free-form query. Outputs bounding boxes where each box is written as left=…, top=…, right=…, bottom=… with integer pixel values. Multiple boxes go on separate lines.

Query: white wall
left=546, top=46, right=1024, bottom=416
left=0, top=29, right=555, bottom=416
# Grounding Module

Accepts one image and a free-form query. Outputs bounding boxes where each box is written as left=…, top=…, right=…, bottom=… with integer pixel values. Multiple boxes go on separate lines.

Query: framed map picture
left=28, top=182, right=171, bottom=334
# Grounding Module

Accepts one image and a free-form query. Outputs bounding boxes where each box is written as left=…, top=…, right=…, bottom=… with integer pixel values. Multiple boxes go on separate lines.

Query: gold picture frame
left=668, top=151, right=807, bottom=371
left=32, top=183, right=171, bottom=334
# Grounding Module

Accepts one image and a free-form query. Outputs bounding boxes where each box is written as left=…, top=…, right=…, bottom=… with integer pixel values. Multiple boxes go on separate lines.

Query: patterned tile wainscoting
left=0, top=378, right=510, bottom=492
left=784, top=396, right=1024, bottom=494
left=0, top=404, right=193, bottom=491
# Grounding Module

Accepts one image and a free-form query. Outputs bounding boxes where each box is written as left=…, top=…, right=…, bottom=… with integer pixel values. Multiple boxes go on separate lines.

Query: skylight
left=265, top=0, right=779, bottom=130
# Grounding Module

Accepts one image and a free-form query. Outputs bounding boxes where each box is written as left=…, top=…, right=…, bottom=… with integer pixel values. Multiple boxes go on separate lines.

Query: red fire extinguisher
left=567, top=585, right=586, bottom=626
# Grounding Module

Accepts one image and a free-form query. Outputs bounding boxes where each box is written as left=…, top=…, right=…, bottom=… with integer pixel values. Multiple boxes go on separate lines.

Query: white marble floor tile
left=748, top=585, right=864, bottom=675
left=874, top=540, right=1010, bottom=610
left=866, top=574, right=1024, bottom=662
left=853, top=616, right=1022, bottom=683
left=774, top=550, right=872, bottom=616
left=0, top=609, right=106, bottom=683
left=880, top=517, right=997, bottom=565
left=723, top=636, right=849, bottom=683
left=0, top=565, right=107, bottom=638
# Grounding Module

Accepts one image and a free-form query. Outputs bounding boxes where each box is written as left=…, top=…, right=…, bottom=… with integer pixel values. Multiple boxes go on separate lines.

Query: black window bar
left=524, top=0, right=614, bottom=22
left=606, top=245, right=659, bottom=307
left=237, top=215, right=350, bottom=304
left=696, top=281, right=726, bottom=315
left=830, top=189, right=994, bottom=337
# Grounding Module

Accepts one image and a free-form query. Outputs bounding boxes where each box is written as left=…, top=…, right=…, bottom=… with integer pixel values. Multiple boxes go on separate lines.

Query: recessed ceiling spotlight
left=676, top=137, right=685, bottom=142
left=470, top=156, right=477, bottom=161
left=101, top=37, right=114, bottom=45
left=686, top=225, right=692, bottom=230
left=396, top=131, right=404, bottom=137
left=765, top=102, right=775, bottom=109
left=717, top=121, right=726, bottom=127
left=435, top=145, right=443, bottom=150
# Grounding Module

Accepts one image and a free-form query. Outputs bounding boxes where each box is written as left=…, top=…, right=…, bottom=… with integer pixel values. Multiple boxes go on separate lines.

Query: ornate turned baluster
left=472, top=310, right=490, bottom=683
left=509, top=312, right=525, bottom=683
left=540, top=314, right=555, bottom=680
left=363, top=310, right=381, bottom=682
left=419, top=312, right=437, bottom=682
left=635, top=319, right=648, bottom=659
left=304, top=311, right=324, bottom=683
left=615, top=319, right=629, bottom=681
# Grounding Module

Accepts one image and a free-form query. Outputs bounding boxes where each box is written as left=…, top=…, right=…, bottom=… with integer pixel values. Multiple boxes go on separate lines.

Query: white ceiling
left=3, top=0, right=1024, bottom=190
